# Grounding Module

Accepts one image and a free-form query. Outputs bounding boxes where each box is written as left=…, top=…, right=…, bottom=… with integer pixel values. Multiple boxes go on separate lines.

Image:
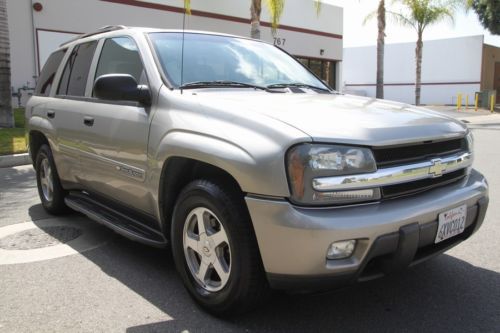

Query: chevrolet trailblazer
left=26, top=26, right=489, bottom=315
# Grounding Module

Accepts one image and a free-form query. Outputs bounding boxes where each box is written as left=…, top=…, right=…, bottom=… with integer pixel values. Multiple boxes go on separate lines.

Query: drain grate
left=0, top=226, right=83, bottom=250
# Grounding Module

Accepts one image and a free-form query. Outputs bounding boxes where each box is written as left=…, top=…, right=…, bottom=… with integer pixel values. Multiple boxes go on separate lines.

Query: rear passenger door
left=78, top=37, right=153, bottom=215
left=46, top=41, right=98, bottom=186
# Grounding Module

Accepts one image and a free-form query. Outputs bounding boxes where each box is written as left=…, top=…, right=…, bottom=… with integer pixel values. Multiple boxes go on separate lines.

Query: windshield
left=148, top=32, right=329, bottom=90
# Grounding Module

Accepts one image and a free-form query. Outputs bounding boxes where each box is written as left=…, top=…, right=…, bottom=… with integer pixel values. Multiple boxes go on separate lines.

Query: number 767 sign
left=273, top=38, right=286, bottom=46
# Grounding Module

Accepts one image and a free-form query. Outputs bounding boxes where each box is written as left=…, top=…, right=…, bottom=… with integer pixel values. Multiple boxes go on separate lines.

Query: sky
left=322, top=0, right=500, bottom=48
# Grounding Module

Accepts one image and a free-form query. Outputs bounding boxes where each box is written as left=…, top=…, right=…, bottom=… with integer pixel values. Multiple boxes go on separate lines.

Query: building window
left=296, top=57, right=336, bottom=89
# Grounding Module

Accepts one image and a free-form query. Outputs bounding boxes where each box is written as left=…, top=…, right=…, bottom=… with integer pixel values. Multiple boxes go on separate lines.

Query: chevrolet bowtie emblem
left=429, top=158, right=446, bottom=177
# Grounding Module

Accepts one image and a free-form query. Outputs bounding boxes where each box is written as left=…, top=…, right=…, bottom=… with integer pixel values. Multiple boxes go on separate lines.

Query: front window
left=148, top=32, right=329, bottom=90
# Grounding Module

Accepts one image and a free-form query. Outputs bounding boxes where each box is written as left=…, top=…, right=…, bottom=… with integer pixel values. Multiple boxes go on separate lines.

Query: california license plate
left=435, top=205, right=467, bottom=244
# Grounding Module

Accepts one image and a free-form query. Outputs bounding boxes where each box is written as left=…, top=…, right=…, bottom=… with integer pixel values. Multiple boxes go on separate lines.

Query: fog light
left=327, top=240, right=357, bottom=259
left=312, top=188, right=381, bottom=204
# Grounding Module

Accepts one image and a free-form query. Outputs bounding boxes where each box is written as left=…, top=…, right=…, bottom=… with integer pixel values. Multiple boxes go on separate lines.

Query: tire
left=171, top=179, right=268, bottom=316
left=35, top=144, right=69, bottom=215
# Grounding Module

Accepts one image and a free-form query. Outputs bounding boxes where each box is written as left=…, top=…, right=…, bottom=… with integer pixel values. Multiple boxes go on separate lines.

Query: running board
left=65, top=192, right=167, bottom=248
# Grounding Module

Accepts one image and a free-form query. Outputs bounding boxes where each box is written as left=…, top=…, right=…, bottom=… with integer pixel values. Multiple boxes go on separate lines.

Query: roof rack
left=60, top=25, right=127, bottom=47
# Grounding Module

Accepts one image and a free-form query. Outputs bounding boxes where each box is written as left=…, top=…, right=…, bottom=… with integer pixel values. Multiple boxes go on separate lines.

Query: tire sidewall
left=171, top=183, right=249, bottom=312
left=35, top=144, right=65, bottom=213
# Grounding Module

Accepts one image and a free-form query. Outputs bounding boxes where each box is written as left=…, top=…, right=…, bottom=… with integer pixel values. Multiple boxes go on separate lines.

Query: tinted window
left=57, top=41, right=98, bottom=96
left=35, top=49, right=66, bottom=96
left=95, top=37, right=145, bottom=86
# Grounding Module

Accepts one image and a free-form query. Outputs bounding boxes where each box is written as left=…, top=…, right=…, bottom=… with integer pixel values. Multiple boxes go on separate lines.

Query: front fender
left=152, top=130, right=291, bottom=197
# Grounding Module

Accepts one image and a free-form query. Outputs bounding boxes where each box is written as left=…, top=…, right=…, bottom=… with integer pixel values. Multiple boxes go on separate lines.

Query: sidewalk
left=0, top=153, right=31, bottom=168
left=425, top=105, right=500, bottom=124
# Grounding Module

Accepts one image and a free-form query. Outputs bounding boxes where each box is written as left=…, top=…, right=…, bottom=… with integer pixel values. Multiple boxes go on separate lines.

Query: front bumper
left=245, top=169, right=488, bottom=291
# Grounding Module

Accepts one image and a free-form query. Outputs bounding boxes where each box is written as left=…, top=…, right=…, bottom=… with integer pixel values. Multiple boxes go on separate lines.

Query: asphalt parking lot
left=1, top=109, right=499, bottom=332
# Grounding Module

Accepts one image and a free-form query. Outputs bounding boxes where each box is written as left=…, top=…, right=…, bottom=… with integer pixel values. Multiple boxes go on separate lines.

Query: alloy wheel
left=183, top=207, right=231, bottom=292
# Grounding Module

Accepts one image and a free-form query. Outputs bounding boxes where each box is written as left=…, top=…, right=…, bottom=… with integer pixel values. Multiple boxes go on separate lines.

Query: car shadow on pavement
left=45, top=220, right=498, bottom=333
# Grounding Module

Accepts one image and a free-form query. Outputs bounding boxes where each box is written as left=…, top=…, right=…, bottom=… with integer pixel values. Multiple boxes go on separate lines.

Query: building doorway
left=296, top=57, right=337, bottom=90
left=495, top=62, right=500, bottom=102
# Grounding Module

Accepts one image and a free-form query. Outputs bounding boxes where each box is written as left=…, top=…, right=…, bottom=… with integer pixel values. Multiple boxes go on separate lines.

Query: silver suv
left=27, top=26, right=489, bottom=315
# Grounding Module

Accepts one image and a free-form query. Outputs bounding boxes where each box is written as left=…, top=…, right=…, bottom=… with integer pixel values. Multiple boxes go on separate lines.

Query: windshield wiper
left=180, top=80, right=270, bottom=91
left=267, top=83, right=332, bottom=93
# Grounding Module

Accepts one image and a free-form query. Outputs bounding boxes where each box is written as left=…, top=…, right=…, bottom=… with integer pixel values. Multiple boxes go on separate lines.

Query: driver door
left=78, top=36, right=154, bottom=215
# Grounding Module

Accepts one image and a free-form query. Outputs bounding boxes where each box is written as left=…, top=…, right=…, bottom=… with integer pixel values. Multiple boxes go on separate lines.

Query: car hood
left=191, top=90, right=467, bottom=146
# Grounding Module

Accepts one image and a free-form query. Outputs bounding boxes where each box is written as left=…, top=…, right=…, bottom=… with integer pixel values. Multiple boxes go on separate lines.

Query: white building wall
left=7, top=0, right=343, bottom=106
left=343, top=35, right=484, bottom=105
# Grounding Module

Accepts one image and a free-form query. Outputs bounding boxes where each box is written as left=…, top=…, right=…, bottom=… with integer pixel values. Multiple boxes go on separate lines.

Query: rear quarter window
left=34, top=49, right=67, bottom=96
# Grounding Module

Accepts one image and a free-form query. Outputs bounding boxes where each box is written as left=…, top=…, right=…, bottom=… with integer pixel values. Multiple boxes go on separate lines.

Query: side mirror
left=93, top=74, right=151, bottom=106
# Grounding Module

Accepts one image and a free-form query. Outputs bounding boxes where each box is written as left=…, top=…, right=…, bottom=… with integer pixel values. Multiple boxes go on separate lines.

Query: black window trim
left=53, top=95, right=141, bottom=107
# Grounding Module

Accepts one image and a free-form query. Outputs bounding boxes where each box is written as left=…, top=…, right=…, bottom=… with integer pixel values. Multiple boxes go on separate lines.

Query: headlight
left=286, top=144, right=379, bottom=205
left=466, top=131, right=474, bottom=153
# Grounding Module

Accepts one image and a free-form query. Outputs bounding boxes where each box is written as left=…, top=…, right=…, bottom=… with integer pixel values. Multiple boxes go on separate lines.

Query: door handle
left=83, top=116, right=94, bottom=127
left=47, top=110, right=55, bottom=119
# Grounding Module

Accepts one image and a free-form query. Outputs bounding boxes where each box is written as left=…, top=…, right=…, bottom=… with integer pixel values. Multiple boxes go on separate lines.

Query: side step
left=65, top=192, right=167, bottom=248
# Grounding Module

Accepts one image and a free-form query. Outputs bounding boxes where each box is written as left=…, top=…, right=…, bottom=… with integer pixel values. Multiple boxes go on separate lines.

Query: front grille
left=373, top=138, right=467, bottom=167
left=381, top=169, right=467, bottom=199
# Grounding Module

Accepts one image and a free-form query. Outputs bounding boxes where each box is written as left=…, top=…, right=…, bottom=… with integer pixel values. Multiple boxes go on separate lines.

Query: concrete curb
left=0, top=153, right=32, bottom=168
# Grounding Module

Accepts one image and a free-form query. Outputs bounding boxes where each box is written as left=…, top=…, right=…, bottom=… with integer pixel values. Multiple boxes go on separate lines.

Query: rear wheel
left=35, top=144, right=68, bottom=215
left=171, top=179, right=267, bottom=316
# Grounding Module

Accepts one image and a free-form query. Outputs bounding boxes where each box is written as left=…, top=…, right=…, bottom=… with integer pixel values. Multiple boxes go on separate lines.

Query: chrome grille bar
left=312, top=152, right=472, bottom=192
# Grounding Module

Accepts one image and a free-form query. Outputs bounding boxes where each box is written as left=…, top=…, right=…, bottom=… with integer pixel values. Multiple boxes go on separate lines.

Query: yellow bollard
left=457, top=93, right=462, bottom=111
left=475, top=93, right=479, bottom=111
left=491, top=95, right=495, bottom=113
left=466, top=95, right=469, bottom=110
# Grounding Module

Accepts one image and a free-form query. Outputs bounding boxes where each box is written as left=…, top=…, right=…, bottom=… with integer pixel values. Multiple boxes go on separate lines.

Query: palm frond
left=386, top=10, right=416, bottom=29
left=265, top=0, right=285, bottom=36
left=184, top=0, right=191, bottom=15
left=363, top=10, right=378, bottom=25
left=422, top=5, right=455, bottom=28
left=314, top=0, right=322, bottom=17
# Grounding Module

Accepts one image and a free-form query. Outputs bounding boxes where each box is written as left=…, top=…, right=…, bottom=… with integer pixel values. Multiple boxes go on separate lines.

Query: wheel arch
left=158, top=156, right=245, bottom=239
left=29, top=130, right=50, bottom=169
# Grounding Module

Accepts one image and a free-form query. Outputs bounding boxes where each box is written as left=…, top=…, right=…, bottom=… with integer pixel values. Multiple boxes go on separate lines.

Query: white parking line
left=0, top=217, right=109, bottom=265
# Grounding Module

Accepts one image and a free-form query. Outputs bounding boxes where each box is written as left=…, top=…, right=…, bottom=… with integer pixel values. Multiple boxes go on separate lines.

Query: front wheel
left=171, top=179, right=267, bottom=316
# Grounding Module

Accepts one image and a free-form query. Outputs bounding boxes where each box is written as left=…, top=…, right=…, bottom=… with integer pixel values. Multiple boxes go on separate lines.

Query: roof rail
left=60, top=25, right=127, bottom=47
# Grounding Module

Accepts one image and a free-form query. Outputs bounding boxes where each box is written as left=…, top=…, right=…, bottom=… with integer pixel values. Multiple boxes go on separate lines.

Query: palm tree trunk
left=376, top=0, right=385, bottom=99
left=0, top=0, right=13, bottom=128
left=415, top=29, right=423, bottom=105
left=250, top=0, right=262, bottom=39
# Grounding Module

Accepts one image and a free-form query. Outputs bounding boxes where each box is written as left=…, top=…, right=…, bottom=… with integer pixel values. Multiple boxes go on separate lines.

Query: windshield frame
left=145, top=31, right=333, bottom=92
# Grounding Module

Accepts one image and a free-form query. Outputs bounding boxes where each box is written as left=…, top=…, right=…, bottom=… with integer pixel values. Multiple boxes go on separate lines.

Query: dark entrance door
left=494, top=62, right=500, bottom=102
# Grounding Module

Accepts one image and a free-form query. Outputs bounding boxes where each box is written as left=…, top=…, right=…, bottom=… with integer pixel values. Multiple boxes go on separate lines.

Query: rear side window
left=35, top=49, right=66, bottom=96
left=57, top=41, right=98, bottom=96
left=94, top=37, right=145, bottom=85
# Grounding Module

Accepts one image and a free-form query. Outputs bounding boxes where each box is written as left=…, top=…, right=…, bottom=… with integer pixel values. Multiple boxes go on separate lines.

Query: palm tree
left=251, top=0, right=285, bottom=38
left=250, top=0, right=263, bottom=39
left=250, top=0, right=322, bottom=39
left=0, top=0, right=13, bottom=128
left=364, top=1, right=387, bottom=99
left=388, top=0, right=464, bottom=105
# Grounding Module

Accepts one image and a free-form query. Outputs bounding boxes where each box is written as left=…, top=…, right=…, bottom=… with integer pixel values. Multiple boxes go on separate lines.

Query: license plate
left=435, top=205, right=467, bottom=244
